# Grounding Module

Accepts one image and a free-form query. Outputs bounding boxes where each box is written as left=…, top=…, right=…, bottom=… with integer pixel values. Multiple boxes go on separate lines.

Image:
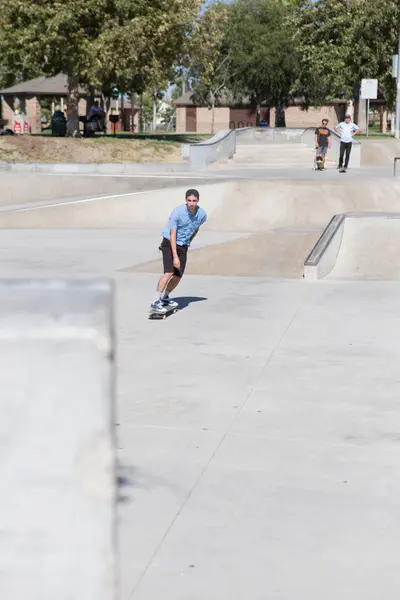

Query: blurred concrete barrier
left=182, top=129, right=236, bottom=168
left=0, top=279, right=117, bottom=600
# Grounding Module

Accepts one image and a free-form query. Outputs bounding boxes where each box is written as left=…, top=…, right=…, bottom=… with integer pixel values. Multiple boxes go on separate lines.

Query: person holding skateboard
left=150, top=188, right=207, bottom=314
left=335, top=114, right=360, bottom=172
left=314, top=118, right=331, bottom=169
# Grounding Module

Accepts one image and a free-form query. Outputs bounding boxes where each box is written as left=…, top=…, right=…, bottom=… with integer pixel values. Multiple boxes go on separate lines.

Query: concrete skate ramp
left=327, top=214, right=400, bottom=280
left=2, top=178, right=400, bottom=278
left=2, top=179, right=400, bottom=230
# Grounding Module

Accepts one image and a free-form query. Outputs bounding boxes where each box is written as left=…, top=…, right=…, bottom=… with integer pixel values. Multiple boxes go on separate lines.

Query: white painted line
left=45, top=173, right=212, bottom=179
left=1, top=188, right=167, bottom=214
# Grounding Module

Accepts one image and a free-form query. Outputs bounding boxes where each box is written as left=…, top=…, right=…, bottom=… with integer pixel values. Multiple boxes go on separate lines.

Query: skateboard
left=148, top=306, right=178, bottom=320
left=314, top=156, right=325, bottom=171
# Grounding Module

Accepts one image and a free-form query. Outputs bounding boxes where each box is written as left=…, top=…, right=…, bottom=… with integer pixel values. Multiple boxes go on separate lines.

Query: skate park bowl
left=304, top=212, right=400, bottom=281
left=1, top=175, right=400, bottom=280
left=4, top=164, right=400, bottom=599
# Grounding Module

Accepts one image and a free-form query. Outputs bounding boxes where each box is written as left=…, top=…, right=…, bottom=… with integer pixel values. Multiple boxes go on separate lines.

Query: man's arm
left=170, top=228, right=180, bottom=267
left=334, top=124, right=341, bottom=135
left=314, top=134, right=319, bottom=148
left=328, top=130, right=332, bottom=148
left=352, top=125, right=361, bottom=136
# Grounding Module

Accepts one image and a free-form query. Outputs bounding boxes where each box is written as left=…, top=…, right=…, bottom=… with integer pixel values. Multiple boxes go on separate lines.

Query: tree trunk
left=66, top=73, right=80, bottom=137
left=120, top=91, right=125, bottom=132
left=256, top=103, right=261, bottom=126
left=131, top=92, right=135, bottom=132
left=101, top=92, right=111, bottom=134
left=153, top=89, right=157, bottom=132
left=210, top=92, right=215, bottom=134
left=275, top=104, right=286, bottom=127
left=348, top=99, right=355, bottom=121
left=139, top=93, right=144, bottom=132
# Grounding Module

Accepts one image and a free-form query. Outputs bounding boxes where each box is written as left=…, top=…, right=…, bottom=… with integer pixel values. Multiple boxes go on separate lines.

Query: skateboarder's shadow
left=173, top=296, right=207, bottom=310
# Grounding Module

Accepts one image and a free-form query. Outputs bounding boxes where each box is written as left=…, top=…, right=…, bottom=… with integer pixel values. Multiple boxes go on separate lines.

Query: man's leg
left=339, top=142, right=346, bottom=168
left=151, top=239, right=175, bottom=311
left=161, top=245, right=187, bottom=304
left=344, top=142, right=352, bottom=169
left=164, top=275, right=181, bottom=295
left=156, top=272, right=174, bottom=294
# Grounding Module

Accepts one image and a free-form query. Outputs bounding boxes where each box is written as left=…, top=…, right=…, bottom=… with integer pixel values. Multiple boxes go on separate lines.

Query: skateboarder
left=335, top=114, right=360, bottom=172
left=314, top=118, right=331, bottom=168
left=150, top=188, right=207, bottom=314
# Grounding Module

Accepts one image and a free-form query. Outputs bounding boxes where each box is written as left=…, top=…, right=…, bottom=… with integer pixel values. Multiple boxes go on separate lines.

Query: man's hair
left=185, top=188, right=199, bottom=199
left=322, top=119, right=329, bottom=124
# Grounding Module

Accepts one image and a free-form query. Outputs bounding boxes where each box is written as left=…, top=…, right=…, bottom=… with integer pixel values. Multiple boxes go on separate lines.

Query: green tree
left=226, top=0, right=299, bottom=126
left=0, top=0, right=114, bottom=136
left=189, top=1, right=233, bottom=133
left=98, top=0, right=202, bottom=114
left=0, top=0, right=202, bottom=136
left=292, top=0, right=399, bottom=112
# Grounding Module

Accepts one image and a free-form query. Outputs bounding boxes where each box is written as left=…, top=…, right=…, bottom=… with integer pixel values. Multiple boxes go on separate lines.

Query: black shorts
left=159, top=237, right=188, bottom=278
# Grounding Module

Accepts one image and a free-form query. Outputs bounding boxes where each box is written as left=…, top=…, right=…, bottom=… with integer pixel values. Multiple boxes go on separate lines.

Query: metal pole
left=366, top=99, right=369, bottom=137
left=396, top=30, right=400, bottom=139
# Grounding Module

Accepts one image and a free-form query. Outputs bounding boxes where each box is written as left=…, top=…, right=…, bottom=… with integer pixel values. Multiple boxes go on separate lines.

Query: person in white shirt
left=334, top=114, right=360, bottom=172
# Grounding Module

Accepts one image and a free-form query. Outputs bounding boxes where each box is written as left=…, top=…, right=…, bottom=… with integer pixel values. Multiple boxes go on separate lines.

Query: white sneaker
left=162, top=297, right=178, bottom=309
left=150, top=300, right=167, bottom=313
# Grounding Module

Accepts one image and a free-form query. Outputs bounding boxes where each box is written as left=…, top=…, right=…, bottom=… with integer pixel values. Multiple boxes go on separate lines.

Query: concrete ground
left=2, top=134, right=400, bottom=600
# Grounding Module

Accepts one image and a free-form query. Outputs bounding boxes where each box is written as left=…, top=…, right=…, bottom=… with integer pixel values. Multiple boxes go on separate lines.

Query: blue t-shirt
left=162, top=204, right=207, bottom=246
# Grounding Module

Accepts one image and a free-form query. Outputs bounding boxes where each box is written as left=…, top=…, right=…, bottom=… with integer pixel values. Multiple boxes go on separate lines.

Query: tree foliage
left=0, top=0, right=201, bottom=135
left=228, top=0, right=299, bottom=123
left=189, top=1, right=232, bottom=132
left=291, top=0, right=400, bottom=110
left=98, top=0, right=202, bottom=96
left=190, top=0, right=300, bottom=126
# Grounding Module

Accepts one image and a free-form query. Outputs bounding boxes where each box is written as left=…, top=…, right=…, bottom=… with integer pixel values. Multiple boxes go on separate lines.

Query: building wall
left=26, top=96, right=42, bottom=134
left=1, top=97, right=14, bottom=128
left=229, top=107, right=269, bottom=128
left=196, top=107, right=229, bottom=133
left=175, top=103, right=346, bottom=133
left=284, top=105, right=341, bottom=128
left=186, top=106, right=197, bottom=132
left=176, top=107, right=186, bottom=133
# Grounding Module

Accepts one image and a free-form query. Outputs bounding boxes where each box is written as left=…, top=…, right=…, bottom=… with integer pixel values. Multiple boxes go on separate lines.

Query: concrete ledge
left=182, top=129, right=236, bottom=168
left=0, top=161, right=191, bottom=174
left=304, top=212, right=400, bottom=279
left=304, top=214, right=346, bottom=279
left=0, top=279, right=117, bottom=600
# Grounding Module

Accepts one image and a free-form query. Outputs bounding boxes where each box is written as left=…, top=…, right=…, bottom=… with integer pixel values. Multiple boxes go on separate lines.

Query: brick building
left=174, top=91, right=349, bottom=133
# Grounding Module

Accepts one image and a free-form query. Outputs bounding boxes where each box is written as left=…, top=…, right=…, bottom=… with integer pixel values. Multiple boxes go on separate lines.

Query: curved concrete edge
left=0, top=278, right=117, bottom=600
left=0, top=161, right=191, bottom=175
left=303, top=213, right=346, bottom=280
left=304, top=212, right=400, bottom=280
left=183, top=129, right=236, bottom=168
